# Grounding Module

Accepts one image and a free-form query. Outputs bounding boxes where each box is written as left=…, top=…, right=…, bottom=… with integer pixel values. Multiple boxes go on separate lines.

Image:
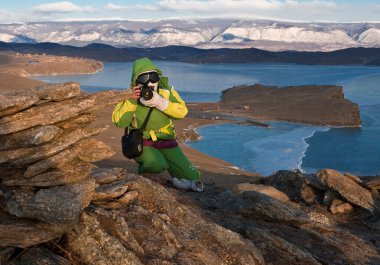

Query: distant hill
left=1, top=41, right=380, bottom=66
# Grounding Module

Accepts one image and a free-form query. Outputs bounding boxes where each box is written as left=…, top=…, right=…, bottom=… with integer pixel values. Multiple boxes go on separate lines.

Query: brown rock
left=300, top=183, right=319, bottom=205
left=77, top=138, right=115, bottom=162
left=86, top=89, right=135, bottom=111
left=233, top=183, right=289, bottom=202
left=23, top=145, right=80, bottom=178
left=2, top=177, right=95, bottom=225
left=0, top=125, right=61, bottom=150
left=32, top=82, right=81, bottom=101
left=5, top=126, right=107, bottom=165
left=118, top=191, right=139, bottom=204
left=344, top=172, right=362, bottom=184
left=11, top=246, right=71, bottom=265
left=95, top=207, right=145, bottom=257
left=64, top=212, right=144, bottom=265
left=84, top=169, right=265, bottom=264
left=3, top=161, right=93, bottom=187
left=0, top=91, right=39, bottom=117
left=0, top=95, right=95, bottom=135
left=22, top=138, right=112, bottom=178
left=92, top=179, right=130, bottom=201
left=239, top=191, right=335, bottom=229
left=330, top=199, right=354, bottom=214
left=246, top=227, right=321, bottom=265
left=56, top=113, right=97, bottom=129
left=317, top=169, right=375, bottom=213
left=0, top=209, right=69, bottom=248
left=91, top=167, right=130, bottom=184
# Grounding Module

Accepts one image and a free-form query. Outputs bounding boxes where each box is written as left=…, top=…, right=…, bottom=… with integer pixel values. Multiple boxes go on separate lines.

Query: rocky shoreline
left=0, top=82, right=379, bottom=264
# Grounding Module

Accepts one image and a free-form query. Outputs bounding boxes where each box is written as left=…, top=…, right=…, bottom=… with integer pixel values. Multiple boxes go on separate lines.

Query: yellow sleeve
left=112, top=99, right=138, bottom=128
left=162, top=87, right=188, bottom=119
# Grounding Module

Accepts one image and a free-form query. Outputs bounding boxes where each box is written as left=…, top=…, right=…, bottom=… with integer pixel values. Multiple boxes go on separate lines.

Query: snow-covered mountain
left=1, top=19, right=380, bottom=51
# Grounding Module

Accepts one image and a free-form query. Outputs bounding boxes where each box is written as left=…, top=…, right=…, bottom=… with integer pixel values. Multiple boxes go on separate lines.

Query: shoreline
left=0, top=51, right=262, bottom=187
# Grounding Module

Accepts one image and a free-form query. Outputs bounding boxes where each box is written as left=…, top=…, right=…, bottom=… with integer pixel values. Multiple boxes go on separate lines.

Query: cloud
left=33, top=1, right=97, bottom=14
left=135, top=0, right=338, bottom=19
left=105, top=3, right=128, bottom=11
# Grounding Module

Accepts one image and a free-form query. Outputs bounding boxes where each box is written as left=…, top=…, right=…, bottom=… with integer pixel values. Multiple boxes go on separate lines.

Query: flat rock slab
left=0, top=92, right=39, bottom=117
left=22, top=138, right=109, bottom=178
left=317, top=169, right=375, bottom=213
left=246, top=227, right=321, bottom=265
left=2, top=177, right=95, bottom=225
left=238, top=190, right=335, bottom=229
left=56, top=114, right=97, bottom=129
left=1, top=126, right=107, bottom=165
left=0, top=209, right=69, bottom=248
left=32, top=82, right=81, bottom=101
left=93, top=179, right=130, bottom=201
left=0, top=95, right=95, bottom=135
left=91, top=168, right=130, bottom=185
left=233, top=183, right=289, bottom=202
left=0, top=125, right=61, bottom=150
left=23, top=144, right=80, bottom=178
left=3, top=161, right=93, bottom=187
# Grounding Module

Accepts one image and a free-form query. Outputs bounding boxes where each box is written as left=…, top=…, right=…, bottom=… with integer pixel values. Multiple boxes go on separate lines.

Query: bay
left=33, top=61, right=380, bottom=176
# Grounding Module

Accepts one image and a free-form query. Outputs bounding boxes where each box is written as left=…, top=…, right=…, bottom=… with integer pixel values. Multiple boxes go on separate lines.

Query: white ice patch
left=244, top=125, right=328, bottom=176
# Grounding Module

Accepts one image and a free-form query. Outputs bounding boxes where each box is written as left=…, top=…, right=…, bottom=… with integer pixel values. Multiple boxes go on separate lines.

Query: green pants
left=134, top=146, right=200, bottom=181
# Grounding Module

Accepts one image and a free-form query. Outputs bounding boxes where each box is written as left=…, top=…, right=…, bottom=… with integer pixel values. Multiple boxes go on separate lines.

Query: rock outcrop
left=0, top=82, right=132, bottom=248
left=219, top=84, right=361, bottom=127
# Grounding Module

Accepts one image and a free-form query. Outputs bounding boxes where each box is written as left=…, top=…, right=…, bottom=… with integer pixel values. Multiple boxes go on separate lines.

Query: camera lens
left=140, top=85, right=153, bottom=100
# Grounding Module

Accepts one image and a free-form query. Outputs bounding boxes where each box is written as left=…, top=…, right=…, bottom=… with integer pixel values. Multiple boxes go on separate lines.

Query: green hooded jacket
left=112, top=57, right=188, bottom=141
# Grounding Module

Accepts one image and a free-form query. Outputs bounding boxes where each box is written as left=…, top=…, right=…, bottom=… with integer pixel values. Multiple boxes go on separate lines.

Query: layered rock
left=63, top=168, right=265, bottom=265
left=0, top=82, right=132, bottom=250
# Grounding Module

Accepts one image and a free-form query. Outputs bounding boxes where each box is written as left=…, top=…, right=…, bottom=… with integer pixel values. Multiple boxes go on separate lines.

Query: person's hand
left=140, top=91, right=169, bottom=111
left=131, top=85, right=141, bottom=100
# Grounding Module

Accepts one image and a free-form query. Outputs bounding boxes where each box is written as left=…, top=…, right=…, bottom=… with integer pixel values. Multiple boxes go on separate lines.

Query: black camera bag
left=121, top=108, right=153, bottom=159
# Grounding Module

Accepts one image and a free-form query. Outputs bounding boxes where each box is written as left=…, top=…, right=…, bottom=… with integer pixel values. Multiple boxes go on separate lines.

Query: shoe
left=191, top=180, right=204, bottom=192
left=171, top=178, right=204, bottom=192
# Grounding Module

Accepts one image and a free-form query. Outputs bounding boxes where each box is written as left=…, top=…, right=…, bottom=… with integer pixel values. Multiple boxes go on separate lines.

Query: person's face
left=137, top=71, right=160, bottom=91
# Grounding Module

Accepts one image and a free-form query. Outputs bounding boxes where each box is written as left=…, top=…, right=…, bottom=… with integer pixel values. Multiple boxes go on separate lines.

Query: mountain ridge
left=2, top=41, right=380, bottom=65
left=1, top=19, right=380, bottom=52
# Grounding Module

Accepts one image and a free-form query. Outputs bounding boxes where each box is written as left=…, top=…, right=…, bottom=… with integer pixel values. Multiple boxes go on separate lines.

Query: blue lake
left=33, top=61, right=380, bottom=176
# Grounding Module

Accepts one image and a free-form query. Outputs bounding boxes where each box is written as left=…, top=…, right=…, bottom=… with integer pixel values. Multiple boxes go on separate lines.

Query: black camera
left=140, top=84, right=154, bottom=100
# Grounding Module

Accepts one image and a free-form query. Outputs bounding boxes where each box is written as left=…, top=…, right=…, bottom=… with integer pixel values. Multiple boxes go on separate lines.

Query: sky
left=0, top=0, right=380, bottom=23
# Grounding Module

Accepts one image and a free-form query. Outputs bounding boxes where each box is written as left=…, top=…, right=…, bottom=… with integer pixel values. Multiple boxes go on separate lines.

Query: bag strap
left=124, top=107, right=153, bottom=135
left=140, top=107, right=153, bottom=131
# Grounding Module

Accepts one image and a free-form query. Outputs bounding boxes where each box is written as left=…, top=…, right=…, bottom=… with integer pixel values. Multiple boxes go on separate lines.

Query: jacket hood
left=131, top=57, right=163, bottom=85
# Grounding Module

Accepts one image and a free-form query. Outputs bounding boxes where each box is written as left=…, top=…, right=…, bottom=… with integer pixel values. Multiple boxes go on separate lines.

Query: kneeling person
left=112, top=57, right=203, bottom=192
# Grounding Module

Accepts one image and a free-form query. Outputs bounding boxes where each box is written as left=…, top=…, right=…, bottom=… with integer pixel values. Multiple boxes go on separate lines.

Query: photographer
left=112, top=57, right=203, bottom=192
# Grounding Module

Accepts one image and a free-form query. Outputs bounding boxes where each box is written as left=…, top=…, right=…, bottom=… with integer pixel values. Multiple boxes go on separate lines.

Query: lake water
left=33, top=61, right=380, bottom=176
